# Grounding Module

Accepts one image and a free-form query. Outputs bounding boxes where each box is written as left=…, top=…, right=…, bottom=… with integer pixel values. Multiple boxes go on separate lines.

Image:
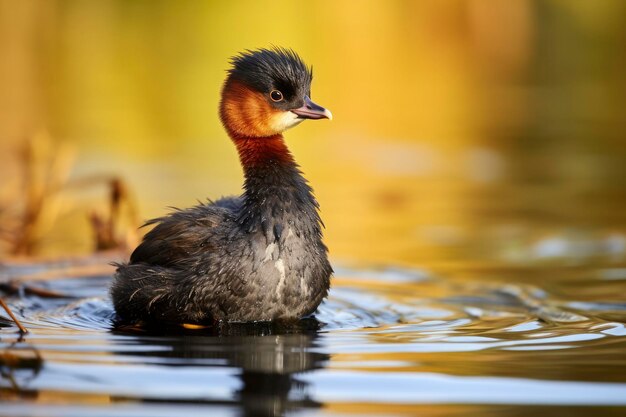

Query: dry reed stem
left=0, top=282, right=68, bottom=298
left=0, top=297, right=28, bottom=333
left=1, top=131, right=141, bottom=258
left=10, top=132, right=75, bottom=256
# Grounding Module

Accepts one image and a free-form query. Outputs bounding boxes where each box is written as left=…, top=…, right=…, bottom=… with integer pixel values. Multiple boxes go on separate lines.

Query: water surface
left=1, top=257, right=625, bottom=417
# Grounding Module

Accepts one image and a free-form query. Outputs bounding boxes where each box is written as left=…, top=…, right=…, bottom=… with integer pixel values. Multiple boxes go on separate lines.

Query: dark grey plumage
left=110, top=48, right=332, bottom=325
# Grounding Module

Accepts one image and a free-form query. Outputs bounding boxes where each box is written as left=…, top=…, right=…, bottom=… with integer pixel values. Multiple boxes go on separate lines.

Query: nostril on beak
left=304, top=95, right=314, bottom=110
left=292, top=95, right=331, bottom=120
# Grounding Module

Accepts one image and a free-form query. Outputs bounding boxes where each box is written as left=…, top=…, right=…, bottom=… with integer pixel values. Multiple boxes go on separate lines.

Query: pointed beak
left=291, top=95, right=333, bottom=121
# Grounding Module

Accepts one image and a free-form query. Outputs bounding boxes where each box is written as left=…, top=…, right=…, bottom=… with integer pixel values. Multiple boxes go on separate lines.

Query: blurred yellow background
left=1, top=0, right=625, bottom=268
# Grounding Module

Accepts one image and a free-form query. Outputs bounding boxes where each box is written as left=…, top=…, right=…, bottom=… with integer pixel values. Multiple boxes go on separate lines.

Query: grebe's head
left=220, top=48, right=332, bottom=138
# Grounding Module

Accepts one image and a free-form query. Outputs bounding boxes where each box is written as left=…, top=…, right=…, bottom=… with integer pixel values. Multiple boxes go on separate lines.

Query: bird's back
left=111, top=201, right=237, bottom=323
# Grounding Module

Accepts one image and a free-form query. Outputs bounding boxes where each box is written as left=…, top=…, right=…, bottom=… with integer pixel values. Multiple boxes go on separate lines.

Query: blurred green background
left=1, top=0, right=625, bottom=268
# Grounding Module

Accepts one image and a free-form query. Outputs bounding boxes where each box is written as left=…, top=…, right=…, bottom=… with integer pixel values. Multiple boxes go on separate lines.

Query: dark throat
left=233, top=135, right=322, bottom=241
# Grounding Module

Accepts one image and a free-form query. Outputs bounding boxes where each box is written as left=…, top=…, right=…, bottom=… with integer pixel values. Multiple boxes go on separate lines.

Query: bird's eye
left=270, top=90, right=283, bottom=102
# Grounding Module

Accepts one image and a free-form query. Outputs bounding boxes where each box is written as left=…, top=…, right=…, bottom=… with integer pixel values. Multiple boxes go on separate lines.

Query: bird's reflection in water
left=113, top=318, right=329, bottom=417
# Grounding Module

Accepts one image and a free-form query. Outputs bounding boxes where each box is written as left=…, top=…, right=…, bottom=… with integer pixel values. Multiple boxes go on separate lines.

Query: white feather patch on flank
left=270, top=111, right=303, bottom=132
left=275, top=259, right=286, bottom=297
left=300, top=275, right=309, bottom=296
left=262, top=242, right=277, bottom=263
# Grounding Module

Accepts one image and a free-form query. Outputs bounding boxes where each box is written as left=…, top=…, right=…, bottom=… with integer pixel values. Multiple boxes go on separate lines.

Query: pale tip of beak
left=324, top=109, right=333, bottom=121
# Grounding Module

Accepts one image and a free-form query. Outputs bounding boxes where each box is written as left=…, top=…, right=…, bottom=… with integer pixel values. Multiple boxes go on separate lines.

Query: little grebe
left=110, top=48, right=333, bottom=324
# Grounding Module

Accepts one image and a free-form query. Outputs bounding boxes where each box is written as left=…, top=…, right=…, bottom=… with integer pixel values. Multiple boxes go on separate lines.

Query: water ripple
left=1, top=264, right=625, bottom=415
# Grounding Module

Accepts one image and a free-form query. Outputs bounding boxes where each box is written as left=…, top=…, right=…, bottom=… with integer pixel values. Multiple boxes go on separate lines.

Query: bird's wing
left=129, top=203, right=232, bottom=267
